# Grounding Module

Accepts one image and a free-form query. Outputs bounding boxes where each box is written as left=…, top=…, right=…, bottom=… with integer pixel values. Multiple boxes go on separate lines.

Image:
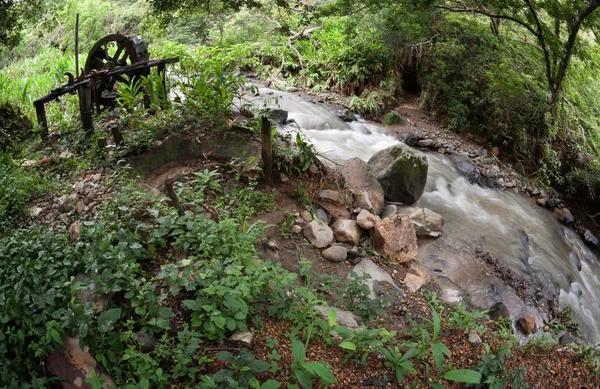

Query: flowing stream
left=253, top=87, right=600, bottom=344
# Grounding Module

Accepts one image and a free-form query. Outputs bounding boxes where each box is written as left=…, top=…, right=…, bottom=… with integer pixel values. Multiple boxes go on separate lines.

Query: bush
left=0, top=102, right=33, bottom=151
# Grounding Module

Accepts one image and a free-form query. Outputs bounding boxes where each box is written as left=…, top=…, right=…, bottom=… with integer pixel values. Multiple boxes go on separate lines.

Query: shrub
left=0, top=102, right=33, bottom=151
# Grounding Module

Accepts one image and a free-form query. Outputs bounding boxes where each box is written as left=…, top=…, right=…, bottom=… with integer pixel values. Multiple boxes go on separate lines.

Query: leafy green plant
left=274, top=131, right=318, bottom=176
left=376, top=345, right=417, bottom=384
left=335, top=325, right=395, bottom=365
left=200, top=350, right=277, bottom=389
left=449, top=302, right=487, bottom=334
left=384, top=110, right=402, bottom=125
left=290, top=336, right=337, bottom=389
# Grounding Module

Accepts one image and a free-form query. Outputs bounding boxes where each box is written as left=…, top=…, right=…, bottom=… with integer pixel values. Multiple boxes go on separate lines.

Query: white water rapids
left=253, top=87, right=600, bottom=344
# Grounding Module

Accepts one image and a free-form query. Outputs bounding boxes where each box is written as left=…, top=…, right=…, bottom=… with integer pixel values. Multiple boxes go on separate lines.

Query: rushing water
left=253, top=87, right=600, bottom=344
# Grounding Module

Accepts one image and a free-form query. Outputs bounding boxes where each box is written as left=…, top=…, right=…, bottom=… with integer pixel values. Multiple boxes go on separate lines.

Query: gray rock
left=418, top=139, right=436, bottom=148
left=354, top=124, right=371, bottom=135
left=301, top=210, right=312, bottom=222
left=280, top=173, right=290, bottom=183
left=368, top=144, right=428, bottom=205
left=59, top=194, right=80, bottom=213
left=291, top=225, right=302, bottom=234
left=336, top=109, right=357, bottom=122
left=380, top=204, right=398, bottom=219
left=396, top=206, right=444, bottom=238
left=332, top=219, right=362, bottom=245
left=468, top=330, right=482, bottom=346
left=136, top=332, right=156, bottom=353
left=72, top=181, right=85, bottom=194
left=228, top=331, right=253, bottom=348
left=356, top=209, right=381, bottom=230
left=398, top=132, right=419, bottom=147
left=314, top=305, right=363, bottom=329
left=270, top=109, right=288, bottom=124
left=340, top=158, right=385, bottom=215
left=303, top=220, right=334, bottom=248
left=583, top=229, right=599, bottom=248
left=352, top=259, right=402, bottom=300
left=514, top=163, right=526, bottom=176
left=322, top=246, right=348, bottom=263
left=559, top=332, right=583, bottom=346
left=488, top=302, right=511, bottom=320
left=30, top=206, right=43, bottom=218
left=315, top=208, right=329, bottom=224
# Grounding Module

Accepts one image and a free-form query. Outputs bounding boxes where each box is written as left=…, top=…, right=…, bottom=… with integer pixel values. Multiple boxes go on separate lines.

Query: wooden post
left=111, top=126, right=124, bottom=147
left=34, top=102, right=48, bottom=139
left=78, top=80, right=94, bottom=134
left=261, top=116, right=273, bottom=185
left=75, top=13, right=80, bottom=77
left=158, top=63, right=167, bottom=104
left=165, top=179, right=185, bottom=216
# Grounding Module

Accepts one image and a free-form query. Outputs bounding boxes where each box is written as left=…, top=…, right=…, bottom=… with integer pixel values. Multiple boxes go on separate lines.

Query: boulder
left=322, top=246, right=347, bottom=263
left=488, top=302, right=510, bottom=320
left=270, top=108, right=288, bottom=124
left=583, top=229, right=599, bottom=248
left=332, top=219, right=362, bottom=245
left=356, top=209, right=381, bottom=230
left=368, top=144, right=428, bottom=204
left=352, top=259, right=403, bottom=302
left=336, top=109, right=357, bottom=122
left=395, top=206, right=444, bottom=238
left=518, top=315, right=537, bottom=334
left=228, top=331, right=253, bottom=348
left=48, top=336, right=116, bottom=389
left=404, top=273, right=427, bottom=293
left=380, top=204, right=398, bottom=219
left=340, top=158, right=385, bottom=215
left=303, top=220, right=334, bottom=248
left=398, top=132, right=419, bottom=147
left=319, top=189, right=340, bottom=203
left=135, top=332, right=156, bottom=353
left=372, top=214, right=418, bottom=263
left=314, top=305, right=363, bottom=329
left=315, top=208, right=329, bottom=224
left=59, top=194, right=80, bottom=213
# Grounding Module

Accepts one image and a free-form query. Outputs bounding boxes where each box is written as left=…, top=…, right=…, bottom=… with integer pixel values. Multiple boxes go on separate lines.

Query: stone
left=380, top=204, right=398, bottom=219
left=398, top=132, right=419, bottom=147
left=562, top=208, right=574, bottom=225
left=314, top=305, right=363, bottom=329
left=468, top=330, right=482, bottom=346
left=559, top=332, right=583, bottom=346
left=59, top=194, right=80, bottom=213
left=228, top=331, right=253, bottom=348
left=319, top=189, right=340, bottom=203
left=303, top=220, right=334, bottom=248
left=395, top=206, right=444, bottom=238
left=291, top=225, right=302, bottom=234
left=30, top=206, right=43, bottom=218
left=518, top=315, right=537, bottom=334
left=322, top=246, right=347, bottom=263
left=280, top=173, right=290, bottom=183
left=48, top=336, right=116, bottom=389
left=404, top=273, right=427, bottom=293
left=340, top=158, right=385, bottom=215
left=135, top=332, right=156, bottom=353
left=488, top=302, right=510, bottom=320
left=583, top=229, right=599, bottom=248
left=352, top=259, right=403, bottom=300
left=356, top=209, right=381, bottom=230
left=59, top=151, right=75, bottom=160
left=315, top=208, right=329, bottom=224
left=514, top=163, right=526, bottom=176
left=535, top=198, right=546, bottom=207
left=372, top=214, right=418, bottom=263
left=418, top=139, right=436, bottom=148
left=301, top=210, right=312, bottom=222
left=69, top=221, right=81, bottom=243
left=332, top=219, right=362, bottom=245
left=373, top=280, right=404, bottom=305
left=270, top=108, right=288, bottom=124
left=368, top=144, right=428, bottom=205
left=491, top=146, right=500, bottom=156
left=336, top=109, right=357, bottom=122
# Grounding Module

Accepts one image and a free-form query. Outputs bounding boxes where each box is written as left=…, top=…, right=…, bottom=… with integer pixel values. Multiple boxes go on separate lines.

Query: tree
left=0, top=0, right=42, bottom=51
left=426, top=0, right=600, bottom=106
left=147, top=0, right=290, bottom=16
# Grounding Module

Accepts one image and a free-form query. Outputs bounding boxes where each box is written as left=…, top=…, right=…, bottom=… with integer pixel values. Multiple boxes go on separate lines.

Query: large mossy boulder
left=368, top=144, right=428, bottom=204
left=340, top=158, right=385, bottom=215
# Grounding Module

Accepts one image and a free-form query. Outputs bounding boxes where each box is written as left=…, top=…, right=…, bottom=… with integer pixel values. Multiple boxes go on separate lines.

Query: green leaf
left=295, top=368, right=313, bottom=389
left=302, top=362, right=336, bottom=384
left=291, top=337, right=306, bottom=363
left=431, top=342, right=451, bottom=373
left=183, top=299, right=202, bottom=311
left=97, top=308, right=121, bottom=333
left=261, top=380, right=280, bottom=389
left=339, top=341, right=356, bottom=351
left=327, top=308, right=337, bottom=327
left=248, top=359, right=270, bottom=373
left=443, top=369, right=482, bottom=384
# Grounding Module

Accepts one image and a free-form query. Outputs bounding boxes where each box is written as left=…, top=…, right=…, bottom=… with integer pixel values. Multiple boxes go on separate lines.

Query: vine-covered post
left=78, top=80, right=94, bottom=134
left=34, top=101, right=48, bottom=139
left=261, top=115, right=273, bottom=186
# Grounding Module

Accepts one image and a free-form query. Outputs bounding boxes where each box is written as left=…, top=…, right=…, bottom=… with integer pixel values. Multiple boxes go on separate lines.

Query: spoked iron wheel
left=84, top=34, right=149, bottom=109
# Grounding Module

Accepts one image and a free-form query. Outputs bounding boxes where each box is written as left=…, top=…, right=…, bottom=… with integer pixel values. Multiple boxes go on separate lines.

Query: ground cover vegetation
left=1, top=0, right=600, bottom=387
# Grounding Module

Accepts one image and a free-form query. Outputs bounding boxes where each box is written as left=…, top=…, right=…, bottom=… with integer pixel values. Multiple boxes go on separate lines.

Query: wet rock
left=228, top=331, right=253, bottom=348
left=291, top=225, right=302, bottom=234
left=135, top=332, right=156, bottom=353
left=535, top=198, right=546, bottom=207
left=322, top=246, right=347, bottom=263
left=404, top=273, right=427, bottom=293
left=59, top=194, right=80, bottom=213
left=303, top=220, right=334, bottom=248
left=553, top=207, right=574, bottom=225
left=356, top=209, right=381, bottom=230
left=372, top=214, right=418, bottom=263
left=368, top=144, right=428, bottom=205
left=332, top=219, right=362, bottom=245
left=583, top=229, right=599, bottom=248
left=315, top=208, right=329, bottom=224
left=48, top=336, right=116, bottom=389
left=559, top=332, right=583, bottom=346
left=380, top=204, right=398, bottom=219
left=468, top=330, right=482, bottom=346
left=518, top=315, right=537, bottom=334
left=270, top=108, right=288, bottom=124
left=395, top=206, right=444, bottom=238
left=398, top=132, right=419, bottom=147
left=352, top=259, right=403, bottom=301
left=488, top=302, right=510, bottom=320
left=341, top=158, right=385, bottom=215
left=319, top=189, right=340, bottom=203
left=314, top=305, right=363, bottom=329
left=336, top=109, right=357, bottom=122
left=418, top=139, right=436, bottom=148
left=354, top=124, right=371, bottom=135
left=452, top=156, right=481, bottom=185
